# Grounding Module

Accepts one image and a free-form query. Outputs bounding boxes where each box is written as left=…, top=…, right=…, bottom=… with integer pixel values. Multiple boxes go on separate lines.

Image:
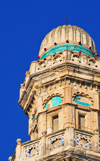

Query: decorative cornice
left=36, top=147, right=100, bottom=161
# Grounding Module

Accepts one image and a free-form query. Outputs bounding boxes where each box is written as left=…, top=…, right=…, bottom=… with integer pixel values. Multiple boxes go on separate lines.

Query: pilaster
left=40, top=131, right=46, bottom=156
left=64, top=127, right=75, bottom=147
left=16, top=138, right=22, bottom=161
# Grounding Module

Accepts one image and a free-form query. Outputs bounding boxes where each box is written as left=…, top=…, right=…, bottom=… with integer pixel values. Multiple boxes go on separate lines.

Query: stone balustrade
left=29, top=51, right=100, bottom=76
left=19, top=50, right=100, bottom=102
left=75, top=129, right=93, bottom=150
left=22, top=138, right=40, bottom=159
left=9, top=128, right=100, bottom=161
left=46, top=129, right=65, bottom=152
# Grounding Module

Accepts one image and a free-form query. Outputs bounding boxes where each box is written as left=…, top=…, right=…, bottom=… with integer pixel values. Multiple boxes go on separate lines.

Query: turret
left=10, top=25, right=100, bottom=161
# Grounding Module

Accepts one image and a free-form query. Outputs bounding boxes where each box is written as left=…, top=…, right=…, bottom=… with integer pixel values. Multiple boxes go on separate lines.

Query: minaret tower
left=9, top=25, right=100, bottom=161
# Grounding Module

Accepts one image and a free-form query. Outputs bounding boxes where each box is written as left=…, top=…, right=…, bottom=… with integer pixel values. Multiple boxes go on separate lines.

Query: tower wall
left=9, top=25, right=100, bottom=161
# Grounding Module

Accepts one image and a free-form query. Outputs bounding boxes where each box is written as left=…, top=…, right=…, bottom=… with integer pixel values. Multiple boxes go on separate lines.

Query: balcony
left=9, top=128, right=100, bottom=161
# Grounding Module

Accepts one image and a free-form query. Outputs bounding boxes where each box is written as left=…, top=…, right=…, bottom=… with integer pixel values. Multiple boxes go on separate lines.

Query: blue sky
left=0, top=0, right=100, bottom=160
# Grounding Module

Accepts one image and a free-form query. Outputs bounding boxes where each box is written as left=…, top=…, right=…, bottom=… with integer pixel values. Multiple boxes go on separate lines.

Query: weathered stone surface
left=10, top=25, right=100, bottom=161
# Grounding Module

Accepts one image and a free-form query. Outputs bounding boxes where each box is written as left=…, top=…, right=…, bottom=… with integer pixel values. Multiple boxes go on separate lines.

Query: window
left=69, top=159, right=72, bottom=161
left=52, top=115, right=59, bottom=132
left=79, top=115, right=85, bottom=130
left=52, top=96, right=62, bottom=107
left=45, top=96, right=62, bottom=109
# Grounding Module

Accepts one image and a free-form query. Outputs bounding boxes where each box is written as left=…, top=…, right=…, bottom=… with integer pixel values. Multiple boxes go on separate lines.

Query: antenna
left=65, top=16, right=67, bottom=25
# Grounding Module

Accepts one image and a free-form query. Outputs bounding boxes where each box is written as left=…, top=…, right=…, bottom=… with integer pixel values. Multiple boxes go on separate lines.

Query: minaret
left=9, top=25, right=100, bottom=161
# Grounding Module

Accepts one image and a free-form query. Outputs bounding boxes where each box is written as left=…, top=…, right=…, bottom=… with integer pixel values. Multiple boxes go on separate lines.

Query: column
left=16, top=138, right=22, bottom=161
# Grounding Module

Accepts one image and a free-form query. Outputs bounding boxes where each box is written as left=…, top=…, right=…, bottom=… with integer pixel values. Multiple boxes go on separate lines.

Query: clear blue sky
left=0, top=0, right=100, bottom=160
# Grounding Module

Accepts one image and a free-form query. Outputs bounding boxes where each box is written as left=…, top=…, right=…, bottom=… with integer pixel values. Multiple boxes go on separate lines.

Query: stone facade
left=9, top=25, right=100, bottom=161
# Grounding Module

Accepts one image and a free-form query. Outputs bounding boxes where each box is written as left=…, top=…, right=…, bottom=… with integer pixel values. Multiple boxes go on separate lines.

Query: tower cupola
left=39, top=25, right=97, bottom=59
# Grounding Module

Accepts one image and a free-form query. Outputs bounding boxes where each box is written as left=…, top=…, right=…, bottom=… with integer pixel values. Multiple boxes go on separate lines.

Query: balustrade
left=10, top=128, right=100, bottom=161
left=75, top=129, right=93, bottom=150
left=22, top=139, right=40, bottom=159
left=46, top=130, right=65, bottom=151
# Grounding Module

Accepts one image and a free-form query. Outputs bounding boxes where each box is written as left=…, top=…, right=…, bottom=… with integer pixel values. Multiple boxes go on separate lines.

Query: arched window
left=45, top=96, right=62, bottom=109
left=74, top=95, right=91, bottom=107
left=52, top=96, right=62, bottom=107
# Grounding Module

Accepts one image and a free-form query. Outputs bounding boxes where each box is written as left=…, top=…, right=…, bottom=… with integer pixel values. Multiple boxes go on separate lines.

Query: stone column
left=8, top=157, right=12, bottom=161
left=47, top=115, right=52, bottom=134
left=40, top=131, right=46, bottom=156
left=93, top=129, right=99, bottom=151
left=64, top=127, right=75, bottom=147
left=16, top=138, right=22, bottom=161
